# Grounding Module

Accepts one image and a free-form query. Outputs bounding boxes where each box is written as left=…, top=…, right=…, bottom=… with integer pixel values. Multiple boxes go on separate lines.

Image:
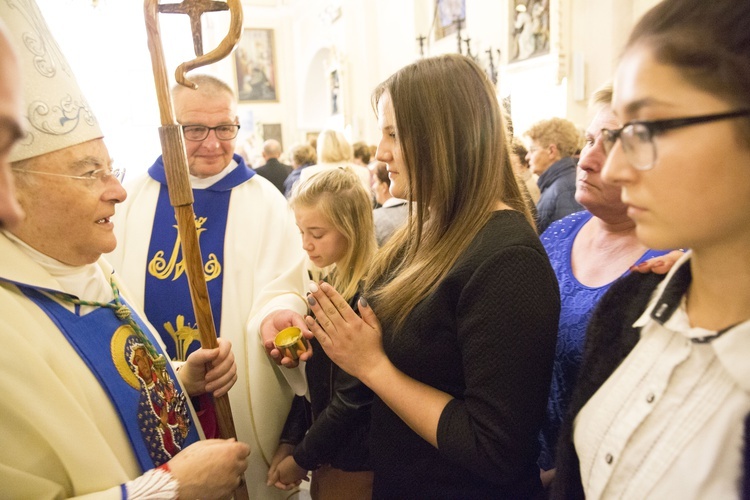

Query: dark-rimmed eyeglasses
left=601, top=109, right=750, bottom=170
left=12, top=167, right=126, bottom=184
left=181, top=124, right=240, bottom=142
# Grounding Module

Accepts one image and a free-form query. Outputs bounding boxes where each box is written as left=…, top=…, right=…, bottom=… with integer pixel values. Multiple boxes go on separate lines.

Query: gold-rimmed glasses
left=12, top=167, right=126, bottom=184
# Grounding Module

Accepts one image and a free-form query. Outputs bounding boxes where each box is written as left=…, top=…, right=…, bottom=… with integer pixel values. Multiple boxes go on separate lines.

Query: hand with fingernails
left=304, top=281, right=386, bottom=384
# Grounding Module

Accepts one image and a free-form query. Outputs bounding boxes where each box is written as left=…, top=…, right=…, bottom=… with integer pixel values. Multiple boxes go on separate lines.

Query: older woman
left=524, top=116, right=583, bottom=231
left=537, top=85, right=671, bottom=484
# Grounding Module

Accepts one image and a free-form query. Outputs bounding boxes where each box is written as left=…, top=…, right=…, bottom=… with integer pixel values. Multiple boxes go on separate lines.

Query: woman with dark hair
left=553, top=0, right=750, bottom=498
left=304, top=54, right=560, bottom=499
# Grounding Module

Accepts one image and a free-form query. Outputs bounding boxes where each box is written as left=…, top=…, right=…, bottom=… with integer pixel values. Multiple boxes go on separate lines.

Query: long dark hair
left=626, top=0, right=750, bottom=144
left=365, top=54, right=533, bottom=329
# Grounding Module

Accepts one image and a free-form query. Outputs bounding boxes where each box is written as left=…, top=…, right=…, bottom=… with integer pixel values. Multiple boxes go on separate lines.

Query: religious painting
left=262, top=123, right=283, bottom=150
left=329, top=69, right=340, bottom=115
left=234, top=28, right=278, bottom=102
left=509, top=0, right=550, bottom=63
left=434, top=0, right=466, bottom=41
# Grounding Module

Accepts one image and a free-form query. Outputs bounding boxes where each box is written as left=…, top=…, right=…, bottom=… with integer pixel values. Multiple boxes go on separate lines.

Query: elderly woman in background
left=524, top=117, right=583, bottom=232
left=537, top=84, right=672, bottom=486
left=283, top=143, right=317, bottom=198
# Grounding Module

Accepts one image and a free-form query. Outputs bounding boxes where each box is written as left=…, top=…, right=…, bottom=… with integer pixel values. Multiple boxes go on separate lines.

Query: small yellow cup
left=274, top=326, right=309, bottom=361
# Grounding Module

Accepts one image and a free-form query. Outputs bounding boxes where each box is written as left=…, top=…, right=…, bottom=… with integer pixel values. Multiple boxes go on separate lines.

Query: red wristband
left=157, top=462, right=171, bottom=473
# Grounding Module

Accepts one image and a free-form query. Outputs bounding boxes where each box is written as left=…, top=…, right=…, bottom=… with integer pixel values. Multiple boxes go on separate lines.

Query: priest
left=0, top=3, right=248, bottom=498
left=108, top=73, right=310, bottom=498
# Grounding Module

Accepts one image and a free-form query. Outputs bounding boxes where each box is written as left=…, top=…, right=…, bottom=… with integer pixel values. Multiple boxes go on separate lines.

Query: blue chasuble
left=17, top=285, right=201, bottom=472
left=143, top=154, right=254, bottom=362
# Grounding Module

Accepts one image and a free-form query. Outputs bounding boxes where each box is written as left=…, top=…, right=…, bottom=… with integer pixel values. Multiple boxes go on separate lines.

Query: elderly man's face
left=0, top=31, right=25, bottom=229
left=11, top=138, right=127, bottom=265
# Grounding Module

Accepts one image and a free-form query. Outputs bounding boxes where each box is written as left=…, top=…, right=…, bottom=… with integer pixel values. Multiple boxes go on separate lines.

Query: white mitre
left=2, top=0, right=103, bottom=162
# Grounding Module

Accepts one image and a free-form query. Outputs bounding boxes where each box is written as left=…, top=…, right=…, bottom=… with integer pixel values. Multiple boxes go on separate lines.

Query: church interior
left=34, top=0, right=660, bottom=177
left=4, top=0, right=750, bottom=498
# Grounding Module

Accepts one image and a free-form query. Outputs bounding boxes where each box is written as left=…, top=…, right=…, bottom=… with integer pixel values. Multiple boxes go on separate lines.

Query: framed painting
left=262, top=123, right=283, bottom=150
left=509, top=0, right=551, bottom=63
left=434, top=0, right=466, bottom=41
left=234, top=28, right=278, bottom=102
left=329, top=69, right=340, bottom=116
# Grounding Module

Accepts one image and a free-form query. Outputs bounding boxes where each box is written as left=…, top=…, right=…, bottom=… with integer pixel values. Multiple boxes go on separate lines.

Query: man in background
left=255, top=139, right=292, bottom=194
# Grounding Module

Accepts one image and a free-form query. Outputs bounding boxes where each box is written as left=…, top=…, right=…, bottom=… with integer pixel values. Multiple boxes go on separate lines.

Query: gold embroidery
left=163, top=315, right=200, bottom=361
left=112, top=325, right=142, bottom=390
left=204, top=253, right=221, bottom=280
left=147, top=217, right=221, bottom=281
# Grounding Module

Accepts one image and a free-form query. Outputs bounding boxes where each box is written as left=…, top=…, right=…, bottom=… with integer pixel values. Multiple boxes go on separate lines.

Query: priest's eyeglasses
left=182, top=124, right=241, bottom=141
left=12, top=167, right=126, bottom=184
left=601, top=109, right=750, bottom=170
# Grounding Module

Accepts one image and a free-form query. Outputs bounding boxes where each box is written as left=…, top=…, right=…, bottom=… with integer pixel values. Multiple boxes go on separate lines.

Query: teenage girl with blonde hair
left=268, top=167, right=377, bottom=499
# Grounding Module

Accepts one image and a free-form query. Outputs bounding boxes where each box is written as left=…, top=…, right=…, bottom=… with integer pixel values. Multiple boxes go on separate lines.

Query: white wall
left=32, top=0, right=663, bottom=178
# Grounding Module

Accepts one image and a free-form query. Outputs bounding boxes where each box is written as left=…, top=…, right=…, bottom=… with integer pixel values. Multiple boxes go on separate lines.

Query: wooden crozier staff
left=143, top=2, right=248, bottom=498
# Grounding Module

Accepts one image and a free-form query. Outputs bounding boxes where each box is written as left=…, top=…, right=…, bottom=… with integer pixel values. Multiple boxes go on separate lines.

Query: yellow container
left=274, top=326, right=309, bottom=361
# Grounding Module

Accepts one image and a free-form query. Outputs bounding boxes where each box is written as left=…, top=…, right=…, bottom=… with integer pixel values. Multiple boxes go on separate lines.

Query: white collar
left=189, top=158, right=239, bottom=189
left=2, top=230, right=111, bottom=302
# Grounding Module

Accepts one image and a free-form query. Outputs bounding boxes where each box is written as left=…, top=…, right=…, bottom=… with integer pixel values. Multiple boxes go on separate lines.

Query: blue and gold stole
left=143, top=153, right=255, bottom=363
left=17, top=285, right=201, bottom=472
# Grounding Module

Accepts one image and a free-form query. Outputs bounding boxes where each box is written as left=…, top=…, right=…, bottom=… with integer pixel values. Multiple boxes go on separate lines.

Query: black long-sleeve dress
left=369, top=210, right=560, bottom=499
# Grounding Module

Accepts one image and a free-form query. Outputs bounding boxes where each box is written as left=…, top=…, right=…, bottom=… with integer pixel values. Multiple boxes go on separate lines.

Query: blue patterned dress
left=537, top=211, right=669, bottom=470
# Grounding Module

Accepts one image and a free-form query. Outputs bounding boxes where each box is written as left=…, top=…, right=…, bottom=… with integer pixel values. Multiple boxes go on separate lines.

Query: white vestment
left=0, top=232, right=203, bottom=498
left=108, top=166, right=309, bottom=499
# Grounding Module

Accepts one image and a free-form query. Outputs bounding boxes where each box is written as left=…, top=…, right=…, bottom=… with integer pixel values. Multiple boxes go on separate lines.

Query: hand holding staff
left=142, top=1, right=248, bottom=498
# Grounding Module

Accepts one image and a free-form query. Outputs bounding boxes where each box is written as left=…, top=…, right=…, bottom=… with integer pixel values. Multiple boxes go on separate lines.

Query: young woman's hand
left=267, top=443, right=301, bottom=490
left=275, top=456, right=308, bottom=489
left=305, top=281, right=387, bottom=384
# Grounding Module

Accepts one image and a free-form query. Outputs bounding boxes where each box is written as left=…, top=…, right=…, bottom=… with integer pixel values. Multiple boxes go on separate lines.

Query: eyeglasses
left=181, top=124, right=240, bottom=142
left=12, top=167, right=126, bottom=183
left=601, top=109, right=750, bottom=170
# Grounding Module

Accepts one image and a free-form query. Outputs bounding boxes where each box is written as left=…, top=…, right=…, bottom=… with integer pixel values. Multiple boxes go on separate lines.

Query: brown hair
left=353, top=141, right=371, bottom=164
left=373, top=161, right=389, bottom=186
left=290, top=143, right=316, bottom=168
left=366, top=54, right=533, bottom=329
left=626, top=0, right=750, bottom=142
